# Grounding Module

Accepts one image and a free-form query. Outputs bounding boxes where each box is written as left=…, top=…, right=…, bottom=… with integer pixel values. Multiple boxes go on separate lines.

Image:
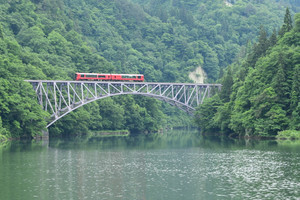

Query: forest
left=0, top=0, right=299, bottom=140
left=195, top=9, right=300, bottom=138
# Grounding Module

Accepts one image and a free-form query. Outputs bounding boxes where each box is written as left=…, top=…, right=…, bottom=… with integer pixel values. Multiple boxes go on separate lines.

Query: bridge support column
left=35, top=129, right=49, bottom=140
left=42, top=129, right=49, bottom=140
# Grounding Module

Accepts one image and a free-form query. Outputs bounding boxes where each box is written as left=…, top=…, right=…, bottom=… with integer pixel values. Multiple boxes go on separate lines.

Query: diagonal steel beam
left=25, top=80, right=222, bottom=127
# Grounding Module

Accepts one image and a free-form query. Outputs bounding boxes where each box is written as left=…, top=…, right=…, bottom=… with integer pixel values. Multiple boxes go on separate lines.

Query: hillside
left=0, top=0, right=298, bottom=138
left=195, top=10, right=300, bottom=137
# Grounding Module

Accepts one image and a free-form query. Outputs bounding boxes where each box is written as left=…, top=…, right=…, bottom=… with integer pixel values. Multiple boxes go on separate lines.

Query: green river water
left=0, top=130, right=299, bottom=200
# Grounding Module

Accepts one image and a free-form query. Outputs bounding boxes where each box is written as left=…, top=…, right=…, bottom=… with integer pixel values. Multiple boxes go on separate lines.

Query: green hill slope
left=195, top=11, right=300, bottom=137
left=0, top=0, right=298, bottom=138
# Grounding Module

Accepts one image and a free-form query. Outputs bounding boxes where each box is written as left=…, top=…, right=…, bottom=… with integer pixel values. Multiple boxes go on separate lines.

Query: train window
left=86, top=75, right=97, bottom=78
left=81, top=74, right=85, bottom=78
left=98, top=75, right=106, bottom=78
left=138, top=76, right=141, bottom=79
left=122, top=75, right=136, bottom=78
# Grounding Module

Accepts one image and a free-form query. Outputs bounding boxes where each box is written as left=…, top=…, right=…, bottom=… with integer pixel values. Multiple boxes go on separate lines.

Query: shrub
left=276, top=130, right=300, bottom=140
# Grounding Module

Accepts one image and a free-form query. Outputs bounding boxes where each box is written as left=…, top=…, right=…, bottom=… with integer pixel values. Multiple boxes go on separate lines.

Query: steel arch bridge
left=25, top=80, right=222, bottom=128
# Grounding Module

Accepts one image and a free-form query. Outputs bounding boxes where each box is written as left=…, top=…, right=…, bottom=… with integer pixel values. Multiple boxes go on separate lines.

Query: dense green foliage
left=277, top=130, right=300, bottom=140
left=0, top=34, right=48, bottom=138
left=0, top=0, right=298, bottom=138
left=195, top=10, right=300, bottom=137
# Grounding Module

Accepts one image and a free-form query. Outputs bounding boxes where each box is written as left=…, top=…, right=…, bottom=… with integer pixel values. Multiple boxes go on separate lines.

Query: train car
left=111, top=74, right=144, bottom=82
left=75, top=73, right=111, bottom=81
left=75, top=73, right=144, bottom=82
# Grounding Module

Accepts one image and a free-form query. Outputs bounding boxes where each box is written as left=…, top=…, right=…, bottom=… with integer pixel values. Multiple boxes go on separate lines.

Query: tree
left=17, top=26, right=49, bottom=53
left=0, top=79, right=48, bottom=138
left=219, top=67, right=233, bottom=102
left=247, top=26, right=269, bottom=67
left=290, top=65, right=300, bottom=112
left=47, top=30, right=71, bottom=56
left=98, top=98, right=125, bottom=130
left=254, top=105, right=288, bottom=136
left=284, top=8, right=293, bottom=31
left=279, top=8, right=293, bottom=37
left=269, top=29, right=277, bottom=47
left=289, top=103, right=300, bottom=130
left=271, top=54, right=290, bottom=108
left=49, top=107, right=91, bottom=136
left=257, top=25, right=269, bottom=57
left=214, top=102, right=232, bottom=134
left=194, top=96, right=221, bottom=133
left=295, top=13, right=300, bottom=32
left=0, top=117, right=7, bottom=136
left=0, top=24, right=3, bottom=39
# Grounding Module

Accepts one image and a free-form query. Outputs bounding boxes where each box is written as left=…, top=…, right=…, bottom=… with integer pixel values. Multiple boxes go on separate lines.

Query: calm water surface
left=0, top=130, right=300, bottom=200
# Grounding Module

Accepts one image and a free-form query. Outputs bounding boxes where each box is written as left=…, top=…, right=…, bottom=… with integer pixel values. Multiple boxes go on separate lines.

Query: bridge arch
left=25, top=80, right=222, bottom=128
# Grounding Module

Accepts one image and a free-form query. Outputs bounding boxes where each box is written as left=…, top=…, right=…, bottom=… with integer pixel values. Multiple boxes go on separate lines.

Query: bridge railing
left=25, top=80, right=222, bottom=127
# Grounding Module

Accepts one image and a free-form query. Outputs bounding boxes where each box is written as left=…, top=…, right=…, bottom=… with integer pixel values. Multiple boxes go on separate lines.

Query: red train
left=75, top=73, right=144, bottom=82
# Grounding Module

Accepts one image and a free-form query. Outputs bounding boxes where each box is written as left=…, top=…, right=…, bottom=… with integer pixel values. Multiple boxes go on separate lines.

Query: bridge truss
left=25, top=80, right=222, bottom=127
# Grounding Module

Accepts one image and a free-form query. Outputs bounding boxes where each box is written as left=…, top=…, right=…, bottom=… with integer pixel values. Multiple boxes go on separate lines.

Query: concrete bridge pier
left=34, top=129, right=49, bottom=140
left=42, top=129, right=49, bottom=140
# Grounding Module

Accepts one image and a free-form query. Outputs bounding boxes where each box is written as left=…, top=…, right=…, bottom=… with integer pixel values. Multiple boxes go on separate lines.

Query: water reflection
left=47, top=130, right=296, bottom=152
left=1, top=130, right=300, bottom=200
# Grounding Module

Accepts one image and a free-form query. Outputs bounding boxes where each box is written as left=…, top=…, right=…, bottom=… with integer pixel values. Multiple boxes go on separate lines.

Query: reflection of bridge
left=25, top=80, right=222, bottom=127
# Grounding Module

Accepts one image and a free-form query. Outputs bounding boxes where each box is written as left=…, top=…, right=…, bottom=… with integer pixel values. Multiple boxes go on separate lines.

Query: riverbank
left=0, top=134, right=8, bottom=143
left=1, top=129, right=300, bottom=144
left=276, top=130, right=300, bottom=140
left=89, top=130, right=130, bottom=137
left=199, top=130, right=300, bottom=141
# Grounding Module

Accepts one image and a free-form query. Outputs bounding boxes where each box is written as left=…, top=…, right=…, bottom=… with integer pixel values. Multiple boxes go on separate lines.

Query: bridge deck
left=25, top=80, right=222, bottom=127
left=25, top=80, right=222, bottom=86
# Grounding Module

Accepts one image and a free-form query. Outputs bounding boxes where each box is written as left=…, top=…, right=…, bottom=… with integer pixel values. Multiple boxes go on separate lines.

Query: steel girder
left=25, top=80, right=222, bottom=127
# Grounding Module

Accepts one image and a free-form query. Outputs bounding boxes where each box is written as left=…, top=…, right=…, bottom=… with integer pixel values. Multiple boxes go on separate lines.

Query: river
left=0, top=130, right=299, bottom=200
